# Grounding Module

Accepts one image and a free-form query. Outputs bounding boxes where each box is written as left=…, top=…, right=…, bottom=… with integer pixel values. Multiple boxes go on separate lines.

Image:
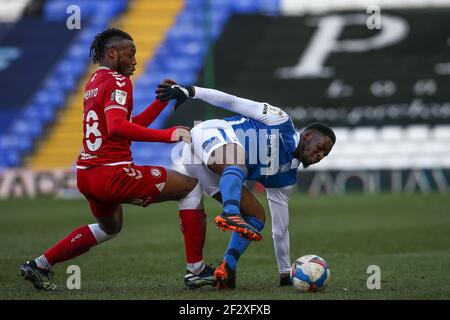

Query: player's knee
left=89, top=223, right=120, bottom=244
left=179, top=181, right=204, bottom=210
left=99, top=222, right=122, bottom=236
left=185, top=176, right=198, bottom=193
left=108, top=225, right=122, bottom=235
left=242, top=204, right=265, bottom=222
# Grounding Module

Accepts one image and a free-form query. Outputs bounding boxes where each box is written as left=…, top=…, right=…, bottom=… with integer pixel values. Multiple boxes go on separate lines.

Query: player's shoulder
left=260, top=102, right=292, bottom=126
left=91, top=68, right=131, bottom=89
left=104, top=70, right=131, bottom=87
left=262, top=102, right=287, bottom=117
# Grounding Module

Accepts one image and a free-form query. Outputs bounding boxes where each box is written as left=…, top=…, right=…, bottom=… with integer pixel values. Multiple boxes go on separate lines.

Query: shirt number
left=85, top=110, right=102, bottom=151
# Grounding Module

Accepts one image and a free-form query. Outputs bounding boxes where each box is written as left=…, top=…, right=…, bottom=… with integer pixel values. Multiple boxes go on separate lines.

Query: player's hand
left=161, top=78, right=177, bottom=85
left=171, top=126, right=191, bottom=144
left=156, top=83, right=195, bottom=110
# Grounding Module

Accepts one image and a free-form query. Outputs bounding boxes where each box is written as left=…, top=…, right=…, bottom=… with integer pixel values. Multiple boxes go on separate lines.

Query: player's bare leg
left=96, top=205, right=123, bottom=235
left=208, top=143, right=263, bottom=241
left=152, top=169, right=198, bottom=202
left=211, top=187, right=265, bottom=221
left=154, top=169, right=216, bottom=288
left=20, top=205, right=122, bottom=291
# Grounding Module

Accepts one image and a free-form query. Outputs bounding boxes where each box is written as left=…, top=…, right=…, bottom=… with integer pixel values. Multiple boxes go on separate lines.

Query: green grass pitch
left=0, top=193, right=449, bottom=300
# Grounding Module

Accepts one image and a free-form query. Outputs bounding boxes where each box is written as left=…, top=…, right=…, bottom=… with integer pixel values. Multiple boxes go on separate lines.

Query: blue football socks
left=219, top=166, right=247, bottom=214
left=224, top=216, right=265, bottom=270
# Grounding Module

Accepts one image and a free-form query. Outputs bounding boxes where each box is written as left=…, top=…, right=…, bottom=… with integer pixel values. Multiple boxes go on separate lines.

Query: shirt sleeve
left=132, top=99, right=169, bottom=127
left=105, top=108, right=176, bottom=143
left=193, top=86, right=290, bottom=126
left=103, top=75, right=133, bottom=115
left=266, top=185, right=295, bottom=274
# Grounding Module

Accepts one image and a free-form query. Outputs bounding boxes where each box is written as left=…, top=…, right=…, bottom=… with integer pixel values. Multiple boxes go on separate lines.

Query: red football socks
left=179, top=210, right=206, bottom=263
left=43, top=225, right=98, bottom=266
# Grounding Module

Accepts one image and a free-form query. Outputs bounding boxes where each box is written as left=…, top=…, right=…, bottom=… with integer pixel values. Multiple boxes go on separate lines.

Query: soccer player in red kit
left=19, top=28, right=215, bottom=290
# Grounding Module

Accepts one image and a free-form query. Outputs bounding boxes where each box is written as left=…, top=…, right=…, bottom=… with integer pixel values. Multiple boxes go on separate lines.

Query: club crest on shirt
left=113, top=89, right=127, bottom=105
left=129, top=198, right=152, bottom=207
left=151, top=168, right=161, bottom=178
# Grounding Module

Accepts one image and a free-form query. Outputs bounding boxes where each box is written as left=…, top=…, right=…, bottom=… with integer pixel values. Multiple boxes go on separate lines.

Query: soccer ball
left=290, top=255, right=330, bottom=292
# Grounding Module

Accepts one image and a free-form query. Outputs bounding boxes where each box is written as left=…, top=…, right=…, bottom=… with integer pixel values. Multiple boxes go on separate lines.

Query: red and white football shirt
left=77, top=67, right=133, bottom=168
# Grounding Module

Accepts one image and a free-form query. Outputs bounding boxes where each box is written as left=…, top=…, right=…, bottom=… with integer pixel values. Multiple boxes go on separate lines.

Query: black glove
left=156, top=84, right=195, bottom=110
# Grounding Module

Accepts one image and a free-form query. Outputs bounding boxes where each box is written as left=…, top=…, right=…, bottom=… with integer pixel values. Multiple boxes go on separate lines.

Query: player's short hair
left=303, top=122, right=336, bottom=144
left=89, top=28, right=134, bottom=64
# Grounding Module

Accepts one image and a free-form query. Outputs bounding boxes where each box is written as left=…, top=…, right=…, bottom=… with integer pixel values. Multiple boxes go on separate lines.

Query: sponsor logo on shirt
left=79, top=151, right=98, bottom=160
left=268, top=105, right=283, bottom=116
left=202, top=136, right=220, bottom=153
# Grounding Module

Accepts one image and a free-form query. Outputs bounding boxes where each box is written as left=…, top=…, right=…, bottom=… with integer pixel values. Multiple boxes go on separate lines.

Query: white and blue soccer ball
left=290, top=255, right=330, bottom=292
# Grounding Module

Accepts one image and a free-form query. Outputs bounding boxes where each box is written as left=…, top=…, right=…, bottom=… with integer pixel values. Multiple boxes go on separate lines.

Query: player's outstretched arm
left=106, top=108, right=191, bottom=143
left=156, top=83, right=289, bottom=125
left=132, top=99, right=169, bottom=127
left=132, top=79, right=177, bottom=127
left=266, top=186, right=295, bottom=277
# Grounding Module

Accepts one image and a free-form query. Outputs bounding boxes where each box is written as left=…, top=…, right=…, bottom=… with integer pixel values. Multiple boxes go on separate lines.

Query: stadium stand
left=0, top=2, right=81, bottom=168
left=169, top=1, right=450, bottom=178
left=26, top=0, right=280, bottom=169
left=27, top=0, right=184, bottom=169
left=26, top=0, right=129, bottom=168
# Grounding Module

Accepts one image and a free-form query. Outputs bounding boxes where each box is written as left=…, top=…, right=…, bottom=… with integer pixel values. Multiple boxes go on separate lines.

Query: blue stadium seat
left=34, top=90, right=65, bottom=110
left=169, top=56, right=204, bottom=71
left=90, top=16, right=110, bottom=30
left=0, top=133, right=29, bottom=151
left=22, top=103, right=54, bottom=124
left=15, top=136, right=33, bottom=153
left=66, top=43, right=89, bottom=60
left=153, top=71, right=198, bottom=85
left=131, top=142, right=174, bottom=167
left=43, top=1, right=68, bottom=20
left=258, top=0, right=280, bottom=15
left=232, top=0, right=259, bottom=13
left=11, top=120, right=43, bottom=137
left=44, top=0, right=127, bottom=21
left=167, top=26, right=208, bottom=43
left=133, top=90, right=153, bottom=103
left=0, top=149, right=20, bottom=167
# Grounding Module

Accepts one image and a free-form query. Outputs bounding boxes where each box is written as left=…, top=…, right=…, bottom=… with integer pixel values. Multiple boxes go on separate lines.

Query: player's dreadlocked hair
left=89, top=28, right=133, bottom=64
left=303, top=122, right=336, bottom=144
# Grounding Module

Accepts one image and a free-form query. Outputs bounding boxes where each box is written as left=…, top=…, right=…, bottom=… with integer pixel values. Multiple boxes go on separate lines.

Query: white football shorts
left=181, top=119, right=243, bottom=196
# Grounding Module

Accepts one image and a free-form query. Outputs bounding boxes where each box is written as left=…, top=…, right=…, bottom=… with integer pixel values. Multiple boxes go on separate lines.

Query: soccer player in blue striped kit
left=157, top=83, right=335, bottom=289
